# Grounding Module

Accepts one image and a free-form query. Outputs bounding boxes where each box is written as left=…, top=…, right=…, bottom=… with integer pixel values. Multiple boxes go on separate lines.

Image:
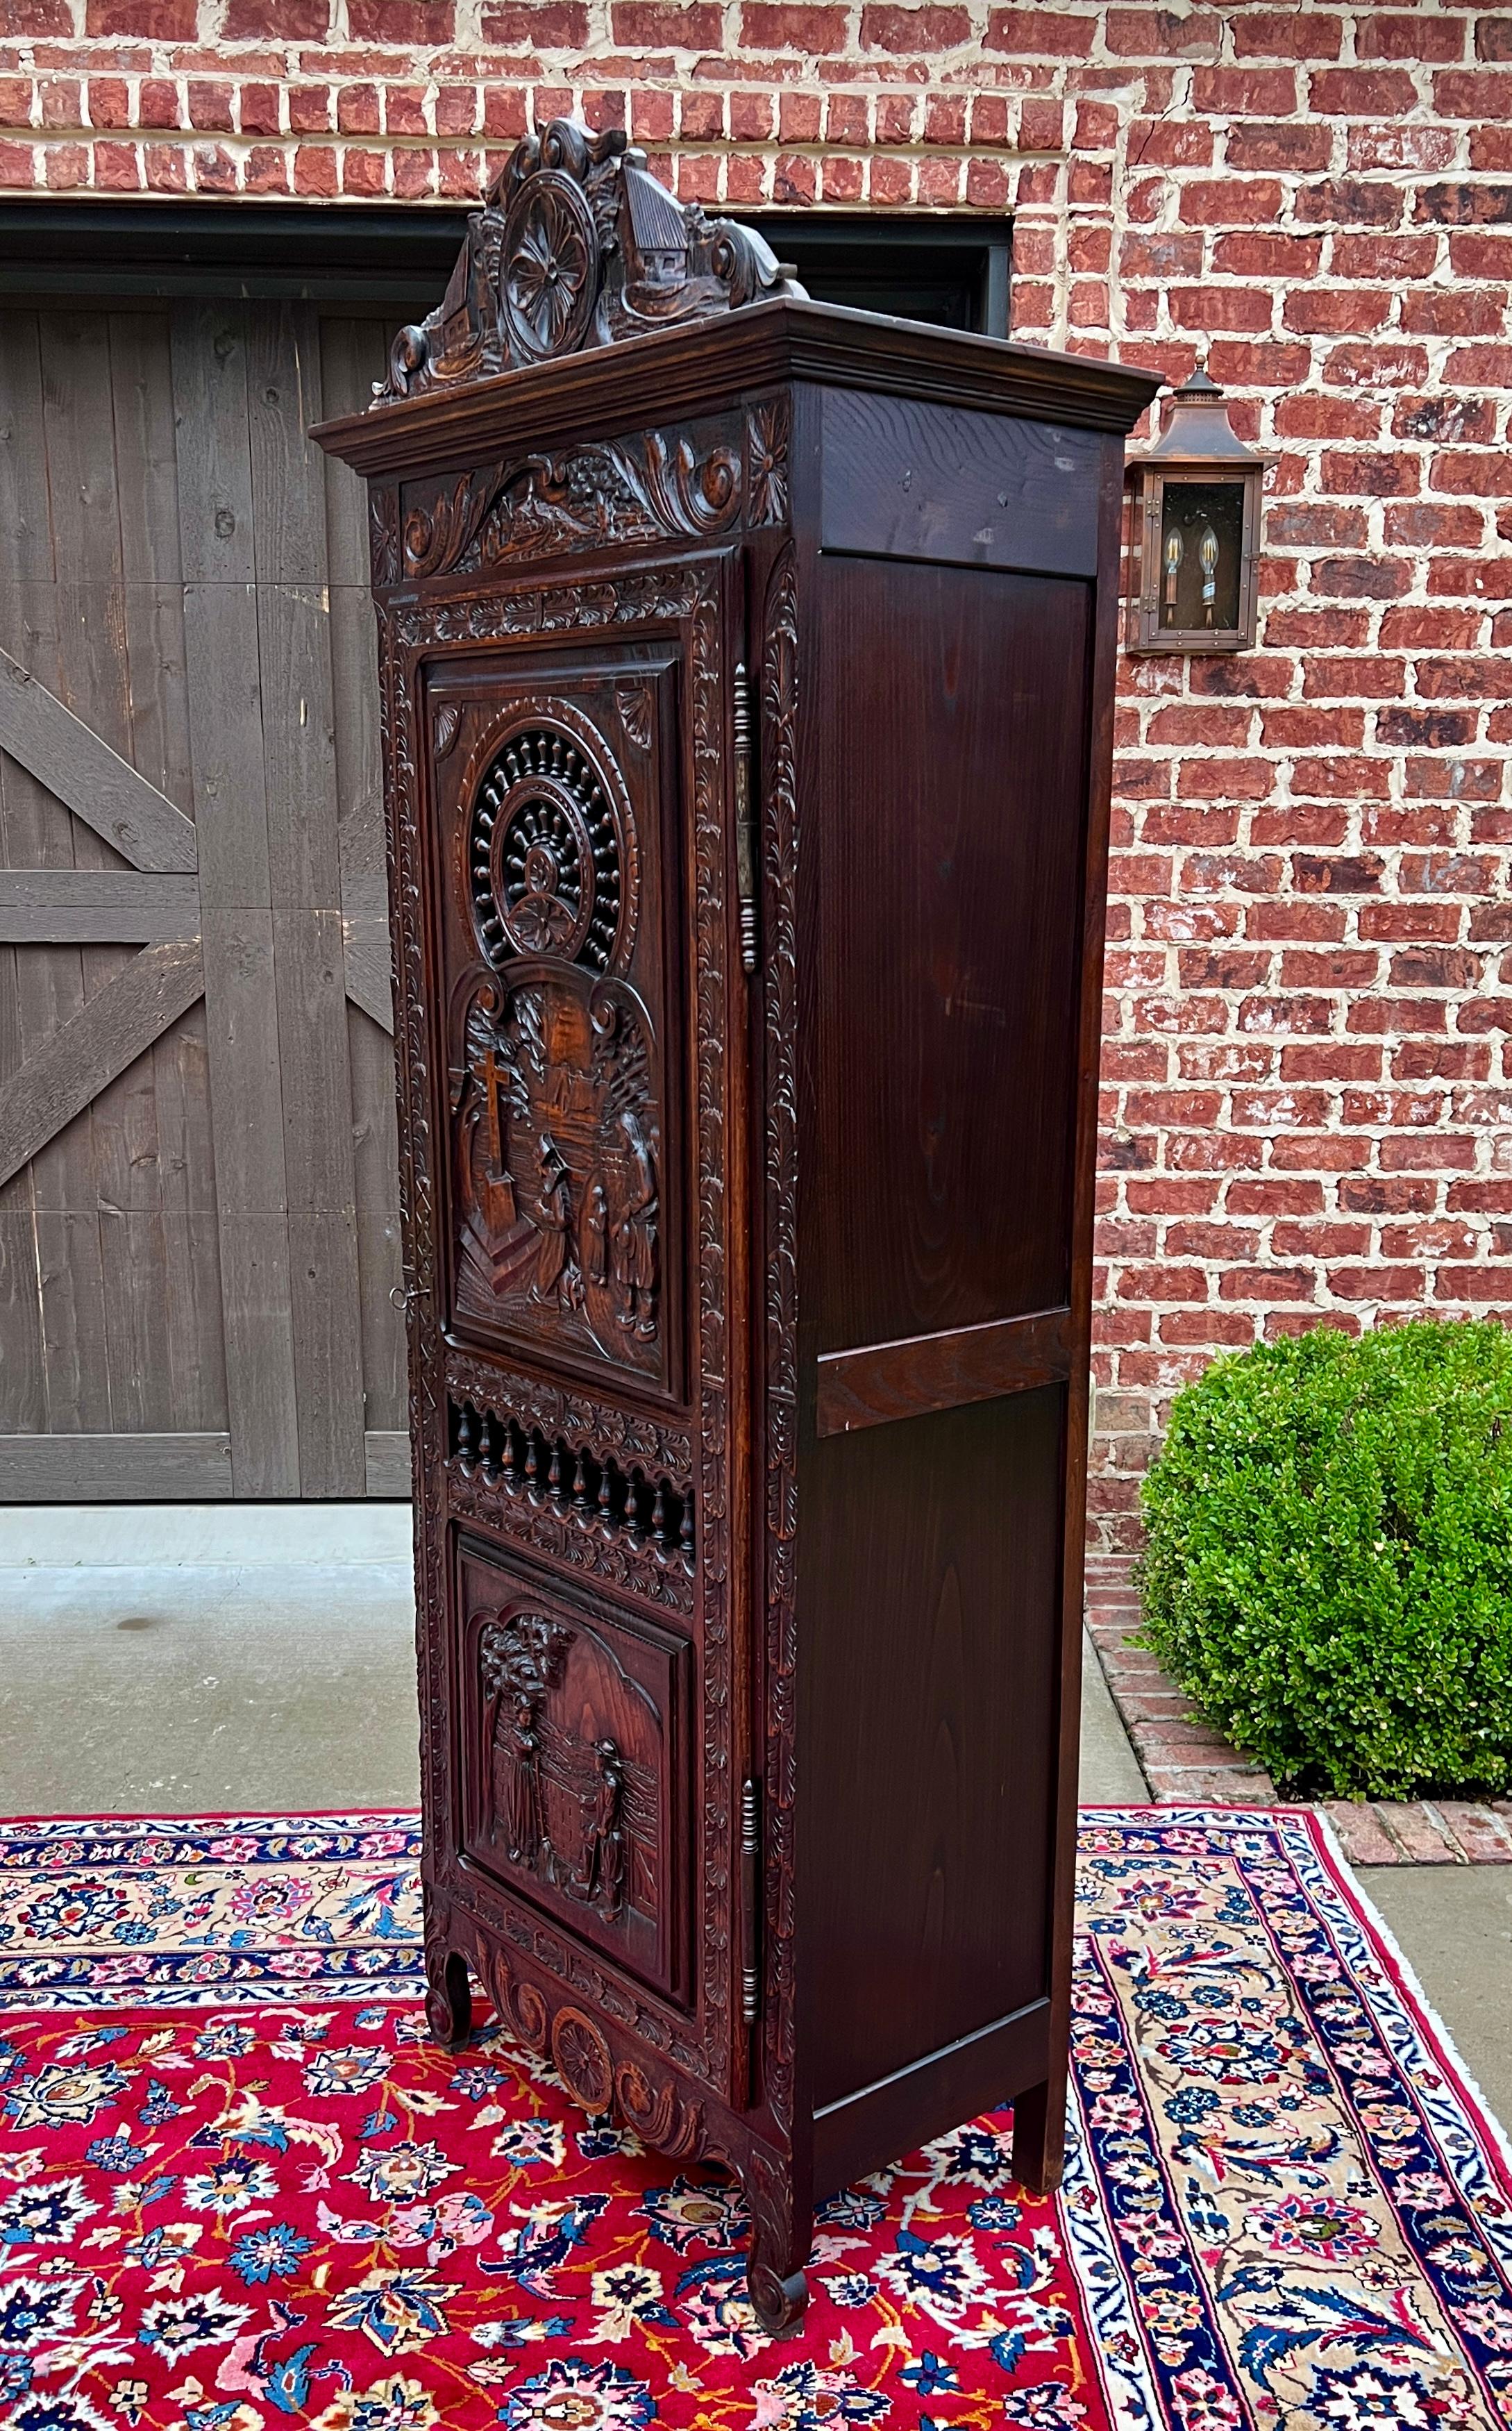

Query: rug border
left=0, top=1809, right=424, bottom=1827
left=1302, top=1800, right=1512, bottom=2192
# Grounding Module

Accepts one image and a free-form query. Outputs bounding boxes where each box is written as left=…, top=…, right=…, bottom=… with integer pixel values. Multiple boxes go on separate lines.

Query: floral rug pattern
left=0, top=1810, right=1507, bottom=2431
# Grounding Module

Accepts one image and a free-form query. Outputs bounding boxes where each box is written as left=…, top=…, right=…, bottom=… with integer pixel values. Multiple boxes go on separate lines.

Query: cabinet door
left=455, top=1537, right=692, bottom=2006
left=424, top=647, right=687, bottom=1410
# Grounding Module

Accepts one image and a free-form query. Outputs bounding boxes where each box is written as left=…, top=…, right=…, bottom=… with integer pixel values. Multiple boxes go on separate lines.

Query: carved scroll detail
left=375, top=118, right=803, bottom=406
left=444, top=1348, right=692, bottom=1478
left=403, top=431, right=743, bottom=580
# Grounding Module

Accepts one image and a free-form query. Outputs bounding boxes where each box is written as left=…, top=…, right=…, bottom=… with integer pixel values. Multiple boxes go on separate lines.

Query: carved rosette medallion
left=501, top=169, right=598, bottom=362
left=471, top=722, right=629, bottom=974
left=551, top=2005, right=616, bottom=2112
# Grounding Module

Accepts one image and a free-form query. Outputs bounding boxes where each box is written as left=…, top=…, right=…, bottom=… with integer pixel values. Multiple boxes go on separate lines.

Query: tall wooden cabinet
left=316, top=122, right=1157, bottom=2332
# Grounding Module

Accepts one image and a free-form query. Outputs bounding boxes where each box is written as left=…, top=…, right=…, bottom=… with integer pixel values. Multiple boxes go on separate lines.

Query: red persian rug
left=1, top=1810, right=1509, bottom=2431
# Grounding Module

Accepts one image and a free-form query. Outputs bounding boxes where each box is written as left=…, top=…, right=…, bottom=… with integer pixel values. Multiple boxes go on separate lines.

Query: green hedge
left=1136, top=1319, right=1512, bottom=1801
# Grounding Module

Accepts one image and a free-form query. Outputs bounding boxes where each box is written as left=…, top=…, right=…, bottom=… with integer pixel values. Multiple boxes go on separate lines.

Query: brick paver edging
left=1085, top=1554, right=1512, bottom=1867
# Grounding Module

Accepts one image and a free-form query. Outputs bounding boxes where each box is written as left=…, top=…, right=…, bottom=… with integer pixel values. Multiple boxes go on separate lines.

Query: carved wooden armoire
left=316, top=123, right=1158, bottom=2332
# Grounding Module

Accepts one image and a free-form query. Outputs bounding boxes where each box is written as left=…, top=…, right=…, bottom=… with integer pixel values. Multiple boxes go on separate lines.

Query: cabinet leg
left=424, top=1944, right=472, bottom=2053
left=744, top=2151, right=810, bottom=2337
left=1011, top=2075, right=1065, bottom=2194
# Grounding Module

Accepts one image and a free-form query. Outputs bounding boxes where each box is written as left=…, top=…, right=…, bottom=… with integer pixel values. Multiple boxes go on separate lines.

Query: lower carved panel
left=457, top=1538, right=690, bottom=2005
left=421, top=1893, right=809, bottom=2334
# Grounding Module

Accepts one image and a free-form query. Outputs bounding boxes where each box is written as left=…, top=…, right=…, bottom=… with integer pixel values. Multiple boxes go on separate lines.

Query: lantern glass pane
left=1157, top=478, right=1245, bottom=633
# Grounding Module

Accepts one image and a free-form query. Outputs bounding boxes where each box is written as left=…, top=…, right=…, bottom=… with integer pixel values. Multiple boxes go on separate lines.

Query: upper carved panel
left=374, top=120, right=804, bottom=408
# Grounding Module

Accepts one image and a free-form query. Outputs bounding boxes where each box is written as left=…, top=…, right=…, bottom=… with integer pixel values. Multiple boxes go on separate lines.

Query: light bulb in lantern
left=1199, top=524, right=1220, bottom=625
left=1163, top=524, right=1184, bottom=613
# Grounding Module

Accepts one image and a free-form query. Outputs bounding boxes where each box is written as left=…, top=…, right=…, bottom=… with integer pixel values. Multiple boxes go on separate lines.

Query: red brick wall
left=3, top=3, right=1508, bottom=1547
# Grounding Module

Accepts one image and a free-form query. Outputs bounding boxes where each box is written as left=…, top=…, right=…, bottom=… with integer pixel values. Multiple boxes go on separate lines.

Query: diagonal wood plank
left=0, top=871, right=201, bottom=942
left=0, top=938, right=205, bottom=1187
left=0, top=645, right=199, bottom=874
left=342, top=931, right=394, bottom=1035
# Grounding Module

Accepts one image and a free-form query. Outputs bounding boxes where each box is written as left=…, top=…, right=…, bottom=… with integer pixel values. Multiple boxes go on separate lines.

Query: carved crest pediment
left=374, top=119, right=805, bottom=407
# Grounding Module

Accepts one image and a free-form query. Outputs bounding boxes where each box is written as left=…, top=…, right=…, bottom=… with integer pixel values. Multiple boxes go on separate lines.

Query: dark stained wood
left=816, top=1305, right=1071, bottom=1437
left=801, top=1391, right=1066, bottom=2113
left=317, top=127, right=1156, bottom=2337
left=819, top=387, right=1102, bottom=577
left=814, top=1998, right=1048, bottom=2198
left=812, top=553, right=1092, bottom=1353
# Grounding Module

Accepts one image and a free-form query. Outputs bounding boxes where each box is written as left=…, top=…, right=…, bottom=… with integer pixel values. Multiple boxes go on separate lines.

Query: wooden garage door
left=0, top=301, right=408, bottom=1498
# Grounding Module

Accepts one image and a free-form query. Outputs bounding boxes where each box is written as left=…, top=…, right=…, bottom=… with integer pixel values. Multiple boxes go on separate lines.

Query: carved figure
left=479, top=1612, right=570, bottom=1869
left=530, top=1132, right=580, bottom=1310
left=612, top=1107, right=659, bottom=1337
left=584, top=1176, right=609, bottom=1286
left=560, top=1735, right=625, bottom=1917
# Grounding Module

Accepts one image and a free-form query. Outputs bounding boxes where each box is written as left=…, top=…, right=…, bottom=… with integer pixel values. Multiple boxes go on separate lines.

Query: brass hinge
left=733, top=659, right=759, bottom=976
left=739, top=1775, right=762, bottom=2024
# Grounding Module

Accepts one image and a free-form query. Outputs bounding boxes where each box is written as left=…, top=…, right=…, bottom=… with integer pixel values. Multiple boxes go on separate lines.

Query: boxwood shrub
left=1136, top=1318, right=1512, bottom=1801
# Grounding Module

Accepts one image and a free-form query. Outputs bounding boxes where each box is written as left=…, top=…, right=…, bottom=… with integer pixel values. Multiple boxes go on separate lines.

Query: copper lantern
left=1125, top=365, right=1269, bottom=653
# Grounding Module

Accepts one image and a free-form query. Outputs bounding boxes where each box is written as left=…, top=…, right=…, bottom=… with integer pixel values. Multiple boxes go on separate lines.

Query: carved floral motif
left=501, top=168, right=598, bottom=363
left=747, top=396, right=791, bottom=528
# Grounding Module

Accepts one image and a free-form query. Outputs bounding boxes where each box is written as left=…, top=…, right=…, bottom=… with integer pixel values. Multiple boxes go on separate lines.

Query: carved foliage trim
left=445, top=1348, right=693, bottom=1478
left=403, top=429, right=745, bottom=582
left=759, top=545, right=800, bottom=2137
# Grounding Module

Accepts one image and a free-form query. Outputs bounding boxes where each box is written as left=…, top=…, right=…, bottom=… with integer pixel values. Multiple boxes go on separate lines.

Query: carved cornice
left=373, top=119, right=802, bottom=409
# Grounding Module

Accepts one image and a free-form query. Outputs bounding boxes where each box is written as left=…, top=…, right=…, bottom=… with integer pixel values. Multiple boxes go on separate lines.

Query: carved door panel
left=457, top=1538, right=691, bottom=2004
left=427, top=649, right=684, bottom=1407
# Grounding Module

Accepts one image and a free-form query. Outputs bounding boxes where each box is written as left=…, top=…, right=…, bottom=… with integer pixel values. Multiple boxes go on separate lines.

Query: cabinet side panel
left=804, top=1389, right=1064, bottom=2111
left=810, top=551, right=1091, bottom=1353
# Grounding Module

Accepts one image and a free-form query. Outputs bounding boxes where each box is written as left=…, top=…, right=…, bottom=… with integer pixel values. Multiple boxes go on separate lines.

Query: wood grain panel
left=0, top=1428, right=232, bottom=1498
left=0, top=939, right=204, bottom=1189
left=820, top=386, right=1102, bottom=578
left=0, top=647, right=198, bottom=873
left=802, top=1389, right=1066, bottom=2114
left=816, top=1305, right=1071, bottom=1437
left=0, top=871, right=201, bottom=942
left=812, top=553, right=1091, bottom=1353
left=0, top=299, right=408, bottom=1495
